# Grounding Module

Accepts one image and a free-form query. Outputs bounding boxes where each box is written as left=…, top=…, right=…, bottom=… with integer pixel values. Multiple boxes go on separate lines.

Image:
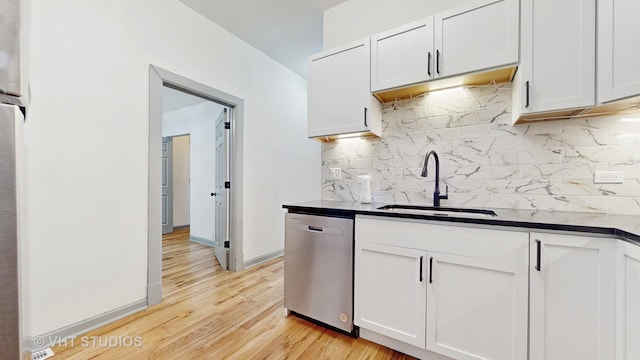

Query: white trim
left=359, top=328, right=452, bottom=360
left=23, top=300, right=146, bottom=352
left=189, top=235, right=215, bottom=247
left=243, top=250, right=284, bottom=269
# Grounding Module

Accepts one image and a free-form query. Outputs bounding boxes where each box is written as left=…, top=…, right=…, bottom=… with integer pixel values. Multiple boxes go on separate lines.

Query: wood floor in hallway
left=51, top=227, right=414, bottom=359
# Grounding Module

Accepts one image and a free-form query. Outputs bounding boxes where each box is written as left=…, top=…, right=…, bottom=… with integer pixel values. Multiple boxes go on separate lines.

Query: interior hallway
left=51, top=228, right=413, bottom=359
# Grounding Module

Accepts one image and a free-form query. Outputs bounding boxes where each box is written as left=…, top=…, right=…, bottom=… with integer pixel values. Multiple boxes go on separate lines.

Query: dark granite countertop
left=283, top=200, right=640, bottom=246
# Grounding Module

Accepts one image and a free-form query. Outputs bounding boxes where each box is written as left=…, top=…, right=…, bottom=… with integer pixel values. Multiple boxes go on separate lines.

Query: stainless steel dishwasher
left=284, top=212, right=355, bottom=334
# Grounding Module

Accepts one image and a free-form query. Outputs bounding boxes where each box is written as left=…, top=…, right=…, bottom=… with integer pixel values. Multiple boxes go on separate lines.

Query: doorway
left=148, top=65, right=245, bottom=306
left=161, top=86, right=229, bottom=269
left=162, top=134, right=190, bottom=234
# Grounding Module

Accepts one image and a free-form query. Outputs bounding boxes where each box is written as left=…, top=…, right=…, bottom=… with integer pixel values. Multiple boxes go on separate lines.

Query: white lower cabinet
left=616, top=241, right=640, bottom=360
left=354, top=242, right=427, bottom=348
left=529, top=232, right=616, bottom=360
left=426, top=252, right=528, bottom=360
left=355, top=216, right=528, bottom=359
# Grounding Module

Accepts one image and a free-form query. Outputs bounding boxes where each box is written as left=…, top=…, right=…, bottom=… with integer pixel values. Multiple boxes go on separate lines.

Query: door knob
left=211, top=193, right=216, bottom=196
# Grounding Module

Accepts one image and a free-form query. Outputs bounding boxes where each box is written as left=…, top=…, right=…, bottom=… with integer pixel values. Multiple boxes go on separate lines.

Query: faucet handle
left=440, top=185, right=449, bottom=200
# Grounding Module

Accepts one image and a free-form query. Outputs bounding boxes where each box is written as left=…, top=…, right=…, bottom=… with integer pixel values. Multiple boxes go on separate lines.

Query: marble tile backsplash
left=321, top=83, right=640, bottom=215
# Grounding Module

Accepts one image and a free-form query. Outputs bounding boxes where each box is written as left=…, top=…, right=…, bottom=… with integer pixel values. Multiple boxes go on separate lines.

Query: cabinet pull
left=436, top=50, right=441, bottom=74
left=363, top=107, right=368, bottom=127
left=535, top=239, right=541, bottom=271
left=525, top=81, right=530, bottom=108
left=429, top=256, right=433, bottom=283
left=427, top=52, right=432, bottom=76
left=419, top=256, right=424, bottom=282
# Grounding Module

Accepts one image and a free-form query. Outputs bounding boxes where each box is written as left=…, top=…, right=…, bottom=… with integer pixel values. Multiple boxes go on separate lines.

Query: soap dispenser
left=357, top=175, right=372, bottom=204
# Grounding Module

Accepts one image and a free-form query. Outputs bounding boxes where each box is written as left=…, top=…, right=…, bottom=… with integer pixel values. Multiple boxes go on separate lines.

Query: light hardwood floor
left=51, top=228, right=414, bottom=359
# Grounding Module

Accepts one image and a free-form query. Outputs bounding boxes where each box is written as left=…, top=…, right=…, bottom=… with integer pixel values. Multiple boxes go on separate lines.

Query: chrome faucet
left=421, top=150, right=448, bottom=207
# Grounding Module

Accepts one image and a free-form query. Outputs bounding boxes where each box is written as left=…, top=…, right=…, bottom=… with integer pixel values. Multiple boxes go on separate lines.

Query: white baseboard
left=359, top=328, right=453, bottom=360
left=189, top=235, right=215, bottom=247
left=243, top=249, right=284, bottom=269
left=24, top=299, right=147, bottom=352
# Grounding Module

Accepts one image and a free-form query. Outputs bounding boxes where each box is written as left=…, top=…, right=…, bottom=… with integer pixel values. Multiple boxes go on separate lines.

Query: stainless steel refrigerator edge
left=284, top=213, right=355, bottom=333
left=1, top=0, right=25, bottom=359
left=0, top=106, right=21, bottom=360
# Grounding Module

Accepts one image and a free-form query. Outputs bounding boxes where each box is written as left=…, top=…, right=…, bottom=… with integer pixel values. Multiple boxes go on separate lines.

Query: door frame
left=148, top=65, right=244, bottom=306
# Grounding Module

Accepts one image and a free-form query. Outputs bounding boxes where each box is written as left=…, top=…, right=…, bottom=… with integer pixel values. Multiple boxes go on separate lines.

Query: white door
left=434, top=0, right=518, bottom=78
left=371, top=17, right=435, bottom=92
left=161, top=137, right=173, bottom=234
left=426, top=252, right=528, bottom=360
left=598, top=0, right=640, bottom=103
left=354, top=242, right=427, bottom=348
left=529, top=233, right=616, bottom=360
left=214, top=109, right=229, bottom=270
left=617, top=241, right=640, bottom=360
left=519, top=0, right=595, bottom=113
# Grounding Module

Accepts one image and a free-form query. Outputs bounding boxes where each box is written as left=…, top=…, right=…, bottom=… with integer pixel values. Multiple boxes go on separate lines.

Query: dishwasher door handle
left=291, top=223, right=344, bottom=236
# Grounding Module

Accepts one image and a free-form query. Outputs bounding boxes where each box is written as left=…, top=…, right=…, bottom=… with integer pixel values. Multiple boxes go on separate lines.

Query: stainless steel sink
left=377, top=204, right=498, bottom=218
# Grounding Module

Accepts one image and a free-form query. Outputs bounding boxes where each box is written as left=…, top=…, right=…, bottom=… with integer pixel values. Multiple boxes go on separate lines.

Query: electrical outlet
left=330, top=168, right=342, bottom=180
left=32, top=348, right=55, bottom=360
left=594, top=171, right=624, bottom=184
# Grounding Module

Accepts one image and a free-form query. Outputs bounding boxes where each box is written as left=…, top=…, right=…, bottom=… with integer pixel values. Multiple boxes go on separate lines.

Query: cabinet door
left=354, top=242, right=427, bottom=348
left=617, top=241, right=640, bottom=360
left=308, top=38, right=372, bottom=138
left=598, top=0, right=640, bottom=103
left=519, top=0, right=595, bottom=114
left=434, top=0, right=518, bottom=78
left=371, top=18, right=434, bottom=92
left=426, top=252, right=528, bottom=360
left=530, top=233, right=616, bottom=360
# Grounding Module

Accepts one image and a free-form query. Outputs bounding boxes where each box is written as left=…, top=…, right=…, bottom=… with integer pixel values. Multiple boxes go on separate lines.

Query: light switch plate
left=594, top=171, right=624, bottom=184
left=330, top=168, right=342, bottom=180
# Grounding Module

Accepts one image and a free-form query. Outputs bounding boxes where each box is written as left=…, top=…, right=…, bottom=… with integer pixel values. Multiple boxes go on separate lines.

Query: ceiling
left=179, top=0, right=346, bottom=79
left=162, top=86, right=209, bottom=114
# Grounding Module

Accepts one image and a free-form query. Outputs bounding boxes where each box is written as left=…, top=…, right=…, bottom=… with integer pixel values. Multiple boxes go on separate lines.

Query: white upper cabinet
left=371, top=18, right=435, bottom=92
left=598, top=0, right=640, bottom=103
left=529, top=232, right=616, bottom=360
left=516, top=0, right=596, bottom=115
left=434, top=0, right=518, bottom=79
left=307, top=38, right=382, bottom=139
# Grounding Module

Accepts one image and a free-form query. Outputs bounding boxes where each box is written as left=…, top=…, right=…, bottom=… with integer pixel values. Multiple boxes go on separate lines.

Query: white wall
left=323, top=0, right=471, bottom=49
left=23, top=0, right=320, bottom=337
left=171, top=135, right=190, bottom=227
left=163, top=101, right=220, bottom=241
